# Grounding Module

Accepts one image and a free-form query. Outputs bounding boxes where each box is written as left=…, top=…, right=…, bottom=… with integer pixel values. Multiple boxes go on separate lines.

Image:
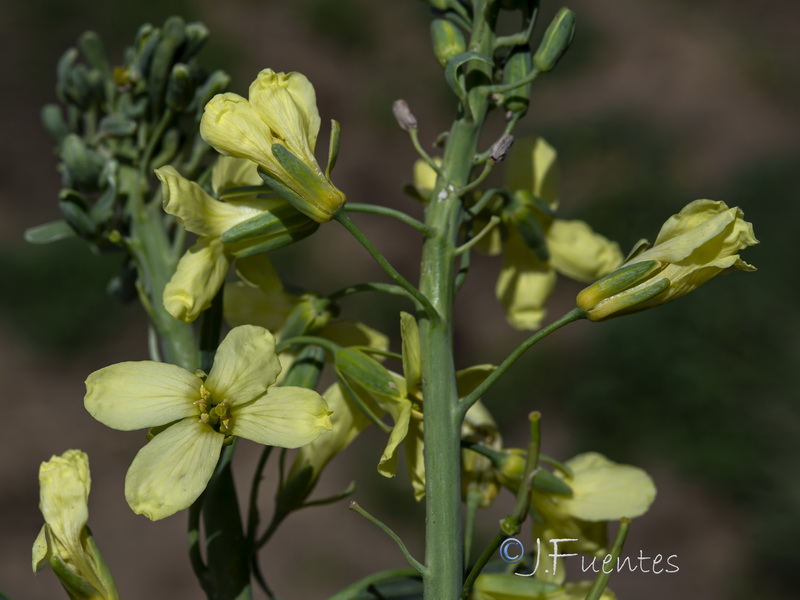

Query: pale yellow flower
left=578, top=199, right=758, bottom=320
left=33, top=450, right=118, bottom=600
left=532, top=452, right=656, bottom=555
left=84, top=325, right=331, bottom=520
left=200, top=69, right=345, bottom=222
left=158, top=157, right=317, bottom=322
left=471, top=576, right=616, bottom=600
left=485, top=138, right=623, bottom=329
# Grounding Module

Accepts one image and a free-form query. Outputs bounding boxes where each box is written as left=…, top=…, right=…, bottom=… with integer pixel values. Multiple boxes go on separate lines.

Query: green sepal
left=576, top=259, right=663, bottom=310
left=326, top=119, right=341, bottom=179
left=335, top=347, right=401, bottom=399
left=220, top=203, right=319, bottom=256
left=533, top=7, right=576, bottom=72
left=270, top=143, right=332, bottom=202
left=48, top=555, right=103, bottom=600
left=24, top=221, right=76, bottom=244
left=532, top=469, right=573, bottom=496
left=98, top=115, right=136, bottom=137
left=83, top=528, right=120, bottom=600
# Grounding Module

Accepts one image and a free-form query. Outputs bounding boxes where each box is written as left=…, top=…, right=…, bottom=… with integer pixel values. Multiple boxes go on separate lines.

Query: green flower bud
left=430, top=19, right=466, bottom=68
left=533, top=7, right=576, bottom=72
left=42, top=104, right=69, bottom=140
left=148, top=16, right=186, bottom=112
left=180, top=22, right=210, bottom=62
left=166, top=63, right=194, bottom=112
left=280, top=296, right=332, bottom=339
left=502, top=46, right=533, bottom=113
left=60, top=134, right=105, bottom=191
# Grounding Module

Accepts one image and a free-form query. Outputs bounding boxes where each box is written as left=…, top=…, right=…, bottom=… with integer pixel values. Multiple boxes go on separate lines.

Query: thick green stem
left=124, top=167, right=199, bottom=370
left=419, top=4, right=498, bottom=597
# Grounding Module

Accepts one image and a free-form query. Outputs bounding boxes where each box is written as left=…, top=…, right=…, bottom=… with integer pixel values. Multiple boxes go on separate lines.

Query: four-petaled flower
left=200, top=69, right=346, bottom=223
left=84, top=325, right=332, bottom=520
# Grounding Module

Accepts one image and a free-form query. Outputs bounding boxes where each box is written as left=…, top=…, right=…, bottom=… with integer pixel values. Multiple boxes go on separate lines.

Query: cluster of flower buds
left=28, top=17, right=229, bottom=259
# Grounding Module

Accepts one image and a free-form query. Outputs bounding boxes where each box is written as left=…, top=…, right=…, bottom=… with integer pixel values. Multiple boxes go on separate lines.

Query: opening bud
left=576, top=260, right=668, bottom=321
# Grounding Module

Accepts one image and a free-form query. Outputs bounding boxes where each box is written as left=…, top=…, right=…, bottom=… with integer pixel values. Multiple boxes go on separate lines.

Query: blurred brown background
left=1, top=1, right=797, bottom=599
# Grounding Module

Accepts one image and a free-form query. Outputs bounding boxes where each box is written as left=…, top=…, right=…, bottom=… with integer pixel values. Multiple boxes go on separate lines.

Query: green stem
left=417, top=5, right=506, bottom=596
left=334, top=211, right=438, bottom=320
left=454, top=215, right=500, bottom=255
left=348, top=502, right=426, bottom=574
left=124, top=167, right=199, bottom=371
left=327, top=282, right=415, bottom=303
left=459, top=308, right=586, bottom=416
left=408, top=128, right=445, bottom=178
left=345, top=203, right=434, bottom=236
left=585, top=519, right=632, bottom=600
left=463, top=487, right=482, bottom=572
left=140, top=109, right=175, bottom=176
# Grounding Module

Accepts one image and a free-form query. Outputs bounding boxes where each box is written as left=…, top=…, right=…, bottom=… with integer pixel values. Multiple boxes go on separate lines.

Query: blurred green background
left=1, top=1, right=797, bottom=599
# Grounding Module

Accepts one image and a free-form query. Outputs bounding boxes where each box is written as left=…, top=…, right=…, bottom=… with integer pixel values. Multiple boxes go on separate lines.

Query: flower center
left=194, top=384, right=232, bottom=434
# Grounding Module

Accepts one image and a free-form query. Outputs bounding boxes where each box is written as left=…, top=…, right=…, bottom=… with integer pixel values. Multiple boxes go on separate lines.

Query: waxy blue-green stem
left=418, top=2, right=499, bottom=597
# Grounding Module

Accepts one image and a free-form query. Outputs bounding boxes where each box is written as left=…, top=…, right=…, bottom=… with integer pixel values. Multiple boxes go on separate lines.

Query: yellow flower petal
left=559, top=452, right=656, bottom=521
left=405, top=421, right=426, bottom=501
left=224, top=255, right=299, bottom=329
left=211, top=156, right=262, bottom=196
left=496, top=231, right=557, bottom=330
left=505, top=137, right=559, bottom=210
left=38, top=450, right=90, bottom=555
left=157, top=166, right=274, bottom=238
left=248, top=69, right=321, bottom=158
left=200, top=93, right=278, bottom=169
left=164, top=237, right=231, bottom=322
left=85, top=362, right=199, bottom=430
left=231, top=386, right=332, bottom=447
left=125, top=419, right=223, bottom=520
left=377, top=398, right=412, bottom=478
left=547, top=219, right=623, bottom=282
left=400, top=312, right=422, bottom=393
left=205, top=325, right=282, bottom=404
